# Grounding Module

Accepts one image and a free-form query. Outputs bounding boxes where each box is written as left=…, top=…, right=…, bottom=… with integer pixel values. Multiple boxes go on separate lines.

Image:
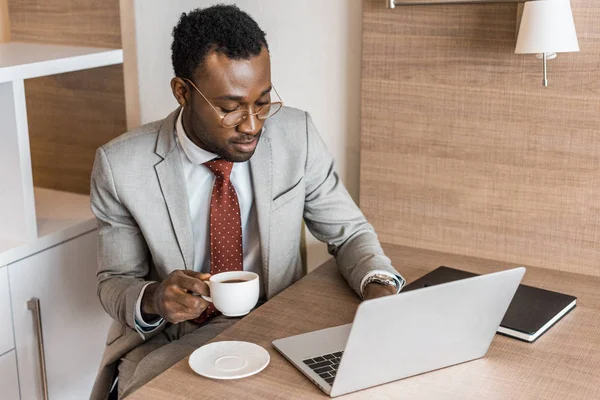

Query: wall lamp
left=385, top=0, right=579, bottom=87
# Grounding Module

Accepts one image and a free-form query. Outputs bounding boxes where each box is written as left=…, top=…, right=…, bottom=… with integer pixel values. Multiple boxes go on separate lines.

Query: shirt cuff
left=360, top=270, right=406, bottom=298
left=135, top=282, right=164, bottom=336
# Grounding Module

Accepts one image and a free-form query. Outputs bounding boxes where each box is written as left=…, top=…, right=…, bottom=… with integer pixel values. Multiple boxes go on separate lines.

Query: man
left=90, top=4, right=404, bottom=399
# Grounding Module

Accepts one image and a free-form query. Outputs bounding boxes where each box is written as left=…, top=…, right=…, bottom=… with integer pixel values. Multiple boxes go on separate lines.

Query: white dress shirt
left=135, top=109, right=262, bottom=333
left=134, top=109, right=403, bottom=334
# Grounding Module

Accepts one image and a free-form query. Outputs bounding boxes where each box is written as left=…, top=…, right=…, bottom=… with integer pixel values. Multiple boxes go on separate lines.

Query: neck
left=181, top=108, right=209, bottom=151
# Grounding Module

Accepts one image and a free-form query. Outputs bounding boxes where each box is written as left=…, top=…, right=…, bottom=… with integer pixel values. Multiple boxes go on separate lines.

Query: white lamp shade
left=515, top=0, right=580, bottom=54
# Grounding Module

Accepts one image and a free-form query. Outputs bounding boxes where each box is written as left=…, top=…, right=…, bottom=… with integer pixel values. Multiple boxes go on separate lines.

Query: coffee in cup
left=222, top=279, right=249, bottom=284
left=201, top=271, right=259, bottom=317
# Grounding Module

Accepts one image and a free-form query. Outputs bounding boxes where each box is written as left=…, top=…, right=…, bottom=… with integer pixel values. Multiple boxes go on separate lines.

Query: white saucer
left=188, top=341, right=270, bottom=380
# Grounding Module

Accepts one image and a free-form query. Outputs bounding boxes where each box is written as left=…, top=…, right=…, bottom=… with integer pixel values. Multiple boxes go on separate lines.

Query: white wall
left=126, top=0, right=363, bottom=271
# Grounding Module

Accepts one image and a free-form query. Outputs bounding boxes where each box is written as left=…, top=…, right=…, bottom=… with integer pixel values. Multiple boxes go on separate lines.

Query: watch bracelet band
left=362, top=273, right=401, bottom=293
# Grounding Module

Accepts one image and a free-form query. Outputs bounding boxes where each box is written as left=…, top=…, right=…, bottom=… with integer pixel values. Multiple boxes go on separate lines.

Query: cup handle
left=201, top=281, right=212, bottom=303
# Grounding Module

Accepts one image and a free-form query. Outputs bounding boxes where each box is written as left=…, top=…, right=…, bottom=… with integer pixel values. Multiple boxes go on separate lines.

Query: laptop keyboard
left=302, top=351, right=344, bottom=385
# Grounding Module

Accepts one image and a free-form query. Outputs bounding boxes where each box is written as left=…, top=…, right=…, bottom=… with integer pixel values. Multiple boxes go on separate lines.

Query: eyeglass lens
left=222, top=102, right=282, bottom=127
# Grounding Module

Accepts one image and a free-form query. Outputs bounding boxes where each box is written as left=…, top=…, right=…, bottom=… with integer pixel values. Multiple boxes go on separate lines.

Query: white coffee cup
left=201, top=271, right=260, bottom=317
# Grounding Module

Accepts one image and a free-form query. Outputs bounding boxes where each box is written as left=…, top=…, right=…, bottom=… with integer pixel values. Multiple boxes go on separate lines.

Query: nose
left=236, top=111, right=262, bottom=136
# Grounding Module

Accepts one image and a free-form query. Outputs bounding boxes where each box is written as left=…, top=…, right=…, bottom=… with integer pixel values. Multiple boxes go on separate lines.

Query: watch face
left=371, top=276, right=398, bottom=288
left=362, top=274, right=403, bottom=297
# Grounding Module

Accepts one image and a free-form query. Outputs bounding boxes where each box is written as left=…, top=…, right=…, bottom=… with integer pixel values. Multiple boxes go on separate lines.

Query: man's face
left=172, top=47, right=272, bottom=163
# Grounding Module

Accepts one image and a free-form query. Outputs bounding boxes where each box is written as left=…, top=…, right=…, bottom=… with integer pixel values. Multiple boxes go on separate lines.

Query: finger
left=182, top=270, right=212, bottom=281
left=179, top=293, right=209, bottom=314
left=163, top=297, right=207, bottom=321
left=167, top=291, right=209, bottom=314
left=160, top=301, right=190, bottom=323
left=166, top=312, right=191, bottom=324
left=174, top=274, right=210, bottom=296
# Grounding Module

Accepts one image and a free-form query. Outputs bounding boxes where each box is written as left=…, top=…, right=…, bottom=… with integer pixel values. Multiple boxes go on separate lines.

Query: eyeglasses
left=183, top=78, right=284, bottom=128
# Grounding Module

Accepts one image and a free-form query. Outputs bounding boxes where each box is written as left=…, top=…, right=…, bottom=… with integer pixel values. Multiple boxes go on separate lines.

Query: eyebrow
left=214, top=86, right=272, bottom=102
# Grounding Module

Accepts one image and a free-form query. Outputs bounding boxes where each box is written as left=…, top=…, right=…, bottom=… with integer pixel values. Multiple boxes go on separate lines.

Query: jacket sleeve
left=301, top=113, right=404, bottom=297
left=90, top=147, right=155, bottom=332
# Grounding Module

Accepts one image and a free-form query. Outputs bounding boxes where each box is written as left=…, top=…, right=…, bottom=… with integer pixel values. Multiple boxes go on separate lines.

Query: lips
left=231, top=138, right=258, bottom=153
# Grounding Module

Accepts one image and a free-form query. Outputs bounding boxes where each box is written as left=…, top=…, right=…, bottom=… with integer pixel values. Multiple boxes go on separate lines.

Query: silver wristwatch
left=362, top=273, right=402, bottom=294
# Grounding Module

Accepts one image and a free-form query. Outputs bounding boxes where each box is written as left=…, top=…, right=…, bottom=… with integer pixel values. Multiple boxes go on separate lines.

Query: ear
left=171, top=77, right=190, bottom=107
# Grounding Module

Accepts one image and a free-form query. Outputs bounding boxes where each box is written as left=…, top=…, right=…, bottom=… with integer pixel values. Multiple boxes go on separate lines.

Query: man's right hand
left=141, top=270, right=211, bottom=324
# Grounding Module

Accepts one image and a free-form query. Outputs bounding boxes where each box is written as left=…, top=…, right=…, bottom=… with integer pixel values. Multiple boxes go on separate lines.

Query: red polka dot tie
left=192, top=159, right=243, bottom=324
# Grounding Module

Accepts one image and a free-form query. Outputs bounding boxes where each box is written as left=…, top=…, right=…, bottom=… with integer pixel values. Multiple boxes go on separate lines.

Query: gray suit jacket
left=89, top=107, right=399, bottom=399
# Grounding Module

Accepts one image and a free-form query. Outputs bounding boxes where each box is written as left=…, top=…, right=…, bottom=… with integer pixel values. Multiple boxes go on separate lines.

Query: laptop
left=272, top=267, right=525, bottom=397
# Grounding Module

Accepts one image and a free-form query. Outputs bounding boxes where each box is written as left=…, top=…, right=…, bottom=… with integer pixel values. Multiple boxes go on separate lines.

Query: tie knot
left=203, top=159, right=234, bottom=181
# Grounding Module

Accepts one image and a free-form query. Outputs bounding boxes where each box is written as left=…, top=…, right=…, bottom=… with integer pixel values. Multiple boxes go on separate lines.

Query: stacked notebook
left=402, top=266, right=577, bottom=342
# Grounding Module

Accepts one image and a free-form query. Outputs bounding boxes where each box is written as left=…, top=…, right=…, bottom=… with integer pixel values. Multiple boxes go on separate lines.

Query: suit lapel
left=249, top=137, right=272, bottom=296
left=154, top=109, right=194, bottom=270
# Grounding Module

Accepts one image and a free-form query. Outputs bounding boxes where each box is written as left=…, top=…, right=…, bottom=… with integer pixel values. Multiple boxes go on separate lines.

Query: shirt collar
left=175, top=108, right=218, bottom=165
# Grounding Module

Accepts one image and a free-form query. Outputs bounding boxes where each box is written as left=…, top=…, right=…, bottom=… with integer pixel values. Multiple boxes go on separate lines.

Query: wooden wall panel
left=7, top=0, right=126, bottom=194
left=7, top=0, right=121, bottom=48
left=26, top=65, right=126, bottom=194
left=360, top=0, right=600, bottom=276
left=0, top=0, right=9, bottom=42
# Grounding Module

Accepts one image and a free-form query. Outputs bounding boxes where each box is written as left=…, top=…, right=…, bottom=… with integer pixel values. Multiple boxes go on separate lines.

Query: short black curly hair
left=171, top=4, right=269, bottom=80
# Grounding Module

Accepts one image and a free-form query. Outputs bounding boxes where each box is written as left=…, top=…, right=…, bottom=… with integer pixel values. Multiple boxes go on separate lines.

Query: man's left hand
left=362, top=282, right=397, bottom=301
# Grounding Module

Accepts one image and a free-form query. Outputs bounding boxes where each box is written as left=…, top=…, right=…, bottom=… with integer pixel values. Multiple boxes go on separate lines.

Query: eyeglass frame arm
left=182, top=78, right=283, bottom=122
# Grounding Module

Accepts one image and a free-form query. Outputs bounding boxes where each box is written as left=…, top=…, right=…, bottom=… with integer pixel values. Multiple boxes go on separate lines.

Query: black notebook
left=402, top=266, right=577, bottom=342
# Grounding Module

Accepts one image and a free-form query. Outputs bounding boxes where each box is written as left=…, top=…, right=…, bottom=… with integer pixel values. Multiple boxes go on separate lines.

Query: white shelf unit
left=0, top=187, right=97, bottom=266
left=0, top=41, right=123, bottom=258
left=0, top=42, right=123, bottom=83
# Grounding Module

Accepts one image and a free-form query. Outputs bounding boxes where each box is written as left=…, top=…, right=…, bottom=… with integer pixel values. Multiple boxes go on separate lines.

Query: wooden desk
left=130, top=244, right=600, bottom=399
